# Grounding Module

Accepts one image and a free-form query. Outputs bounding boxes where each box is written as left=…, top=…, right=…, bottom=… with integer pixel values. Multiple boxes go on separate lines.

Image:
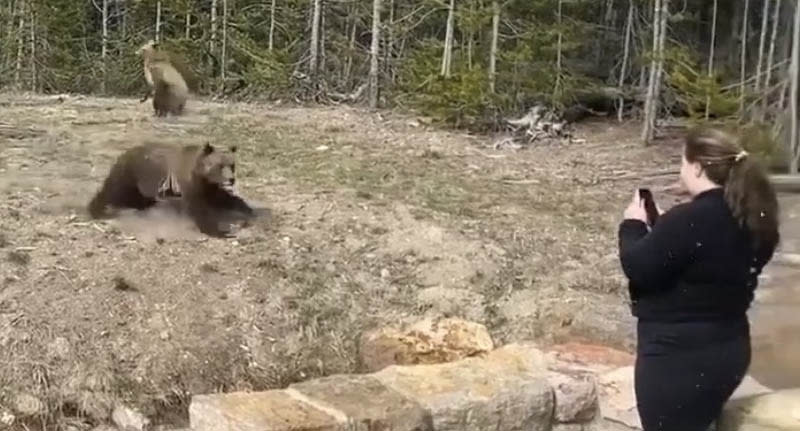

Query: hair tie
left=734, top=150, right=748, bottom=163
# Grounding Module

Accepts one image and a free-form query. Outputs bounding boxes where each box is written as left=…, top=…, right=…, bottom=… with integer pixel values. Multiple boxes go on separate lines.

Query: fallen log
left=773, top=252, right=800, bottom=267
left=769, top=175, right=800, bottom=193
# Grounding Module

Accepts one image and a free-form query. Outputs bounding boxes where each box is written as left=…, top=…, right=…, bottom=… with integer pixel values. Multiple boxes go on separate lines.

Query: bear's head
left=136, top=39, right=158, bottom=58
left=194, top=142, right=239, bottom=193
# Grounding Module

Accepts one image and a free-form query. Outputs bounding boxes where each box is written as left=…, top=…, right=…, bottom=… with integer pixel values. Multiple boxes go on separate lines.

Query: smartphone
left=638, top=188, right=659, bottom=226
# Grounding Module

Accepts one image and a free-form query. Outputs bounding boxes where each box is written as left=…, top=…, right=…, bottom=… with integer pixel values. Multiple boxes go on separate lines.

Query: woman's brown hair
left=684, top=127, right=780, bottom=254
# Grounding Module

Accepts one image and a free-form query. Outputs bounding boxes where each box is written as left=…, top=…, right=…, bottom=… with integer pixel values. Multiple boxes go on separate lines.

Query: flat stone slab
left=186, top=343, right=596, bottom=431
left=373, top=354, right=554, bottom=431
left=289, top=374, right=431, bottom=430
left=189, top=390, right=342, bottom=431
left=718, top=388, right=800, bottom=431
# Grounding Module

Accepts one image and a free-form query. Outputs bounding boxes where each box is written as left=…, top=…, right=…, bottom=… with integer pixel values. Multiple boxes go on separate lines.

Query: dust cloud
left=114, top=204, right=205, bottom=243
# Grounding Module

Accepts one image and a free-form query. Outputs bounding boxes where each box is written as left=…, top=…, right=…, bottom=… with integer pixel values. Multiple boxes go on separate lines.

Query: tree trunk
left=221, top=0, right=227, bottom=82
left=101, top=0, right=108, bottom=94
left=467, top=0, right=474, bottom=70
left=729, top=4, right=742, bottom=71
left=440, top=0, right=454, bottom=77
left=320, top=2, right=326, bottom=74
left=705, top=0, right=718, bottom=120
left=755, top=0, right=771, bottom=94
left=384, top=0, right=394, bottom=79
left=641, top=0, right=666, bottom=146
left=739, top=0, right=750, bottom=116
left=489, top=0, right=499, bottom=93
left=638, top=0, right=647, bottom=95
left=28, top=2, right=34, bottom=92
left=652, top=0, right=668, bottom=115
left=344, top=13, right=356, bottom=86
left=790, top=0, right=800, bottom=173
left=618, top=0, right=634, bottom=122
left=599, top=0, right=614, bottom=64
left=554, top=0, right=563, bottom=99
left=155, top=0, right=162, bottom=42
left=309, top=0, right=322, bottom=79
left=117, top=0, right=125, bottom=40
left=763, top=0, right=782, bottom=115
left=14, top=0, right=23, bottom=89
left=210, top=0, right=218, bottom=63
left=5, top=0, right=16, bottom=69
left=368, top=0, right=381, bottom=109
left=269, top=0, right=276, bottom=51
left=186, top=4, right=191, bottom=39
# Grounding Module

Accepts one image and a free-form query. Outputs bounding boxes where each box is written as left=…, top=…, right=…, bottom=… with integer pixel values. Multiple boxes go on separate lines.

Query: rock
left=729, top=375, right=773, bottom=401
left=552, top=424, right=584, bottom=431
left=548, top=372, right=598, bottom=423
left=189, top=390, right=342, bottom=431
left=373, top=348, right=553, bottom=431
left=718, top=388, right=800, bottom=431
left=595, top=366, right=641, bottom=430
left=47, top=337, right=71, bottom=360
left=0, top=407, right=15, bottom=428
left=60, top=370, right=115, bottom=422
left=480, top=343, right=549, bottom=374
left=592, top=367, right=777, bottom=431
left=61, top=419, right=93, bottom=431
left=562, top=302, right=637, bottom=353
left=12, top=393, right=44, bottom=417
left=111, top=405, right=149, bottom=431
left=288, top=374, right=429, bottom=430
left=416, top=287, right=486, bottom=322
left=359, top=317, right=494, bottom=372
left=188, top=342, right=558, bottom=431
left=547, top=342, right=635, bottom=372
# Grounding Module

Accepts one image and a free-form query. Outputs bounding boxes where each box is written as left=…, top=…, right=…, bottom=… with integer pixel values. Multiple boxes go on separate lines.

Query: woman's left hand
left=623, top=189, right=649, bottom=223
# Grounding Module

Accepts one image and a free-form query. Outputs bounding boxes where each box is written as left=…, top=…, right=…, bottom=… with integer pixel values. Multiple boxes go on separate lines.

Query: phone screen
left=639, top=188, right=659, bottom=226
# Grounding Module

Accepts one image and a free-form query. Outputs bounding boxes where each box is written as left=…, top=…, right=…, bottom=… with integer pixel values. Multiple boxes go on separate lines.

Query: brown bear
left=87, top=141, right=255, bottom=237
left=135, top=40, right=194, bottom=117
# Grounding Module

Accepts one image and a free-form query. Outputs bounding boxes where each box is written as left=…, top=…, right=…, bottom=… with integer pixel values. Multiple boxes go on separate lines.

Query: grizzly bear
left=87, top=141, right=255, bottom=237
left=135, top=40, right=193, bottom=117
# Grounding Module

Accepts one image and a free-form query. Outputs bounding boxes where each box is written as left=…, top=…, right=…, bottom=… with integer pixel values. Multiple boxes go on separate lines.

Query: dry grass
left=0, top=92, right=690, bottom=429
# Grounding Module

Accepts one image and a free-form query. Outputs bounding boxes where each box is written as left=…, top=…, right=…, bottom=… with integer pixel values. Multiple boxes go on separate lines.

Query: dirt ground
left=0, top=92, right=771, bottom=429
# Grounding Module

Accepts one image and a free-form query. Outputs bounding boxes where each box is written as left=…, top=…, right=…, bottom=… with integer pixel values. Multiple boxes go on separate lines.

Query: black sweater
left=618, top=187, right=777, bottom=323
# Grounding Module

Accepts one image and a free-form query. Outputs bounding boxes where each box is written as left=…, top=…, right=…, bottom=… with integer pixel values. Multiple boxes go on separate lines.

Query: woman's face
left=679, top=151, right=697, bottom=195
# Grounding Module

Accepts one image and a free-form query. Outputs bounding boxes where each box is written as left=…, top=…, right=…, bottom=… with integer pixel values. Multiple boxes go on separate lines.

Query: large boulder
left=595, top=366, right=776, bottom=431
left=188, top=343, right=560, bottom=431
left=358, top=317, right=494, bottom=372
left=718, top=388, right=800, bottom=431
left=372, top=344, right=554, bottom=431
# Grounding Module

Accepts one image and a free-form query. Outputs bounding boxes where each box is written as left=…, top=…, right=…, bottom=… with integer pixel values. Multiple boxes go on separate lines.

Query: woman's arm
left=618, top=204, right=699, bottom=290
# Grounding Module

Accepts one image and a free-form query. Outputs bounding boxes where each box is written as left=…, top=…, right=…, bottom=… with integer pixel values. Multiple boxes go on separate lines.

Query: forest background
left=1, top=0, right=799, bottom=170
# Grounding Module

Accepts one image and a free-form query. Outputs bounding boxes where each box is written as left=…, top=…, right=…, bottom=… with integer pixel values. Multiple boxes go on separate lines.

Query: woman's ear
left=693, top=162, right=703, bottom=178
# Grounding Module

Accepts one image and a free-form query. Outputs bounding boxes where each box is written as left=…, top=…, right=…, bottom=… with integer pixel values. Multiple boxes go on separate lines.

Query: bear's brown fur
left=87, top=141, right=255, bottom=237
left=136, top=40, right=192, bottom=117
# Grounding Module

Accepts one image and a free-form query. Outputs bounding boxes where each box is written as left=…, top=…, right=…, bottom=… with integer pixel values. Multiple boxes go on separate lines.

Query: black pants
left=635, top=318, right=751, bottom=431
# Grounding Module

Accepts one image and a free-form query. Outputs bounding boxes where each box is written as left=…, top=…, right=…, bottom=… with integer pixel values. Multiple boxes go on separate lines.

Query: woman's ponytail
left=723, top=154, right=780, bottom=253
left=684, top=127, right=781, bottom=255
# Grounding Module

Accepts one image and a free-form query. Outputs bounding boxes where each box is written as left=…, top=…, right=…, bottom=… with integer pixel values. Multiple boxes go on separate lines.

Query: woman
left=618, top=127, right=781, bottom=431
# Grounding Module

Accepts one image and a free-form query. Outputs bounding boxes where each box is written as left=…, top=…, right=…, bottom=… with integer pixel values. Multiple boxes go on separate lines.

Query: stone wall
left=187, top=340, right=800, bottom=431
left=188, top=343, right=606, bottom=431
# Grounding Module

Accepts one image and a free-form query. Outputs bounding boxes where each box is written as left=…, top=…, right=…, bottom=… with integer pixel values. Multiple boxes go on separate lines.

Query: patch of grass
left=7, top=250, right=30, bottom=266
left=112, top=276, right=137, bottom=292
left=199, top=263, right=219, bottom=273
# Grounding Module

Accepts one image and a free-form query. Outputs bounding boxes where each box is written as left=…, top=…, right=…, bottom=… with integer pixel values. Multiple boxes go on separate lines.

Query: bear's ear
left=229, top=145, right=237, bottom=153
left=203, top=142, right=215, bottom=155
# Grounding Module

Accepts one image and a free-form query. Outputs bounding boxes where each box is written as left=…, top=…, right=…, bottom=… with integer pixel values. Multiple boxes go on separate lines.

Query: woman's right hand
left=623, top=189, right=648, bottom=223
